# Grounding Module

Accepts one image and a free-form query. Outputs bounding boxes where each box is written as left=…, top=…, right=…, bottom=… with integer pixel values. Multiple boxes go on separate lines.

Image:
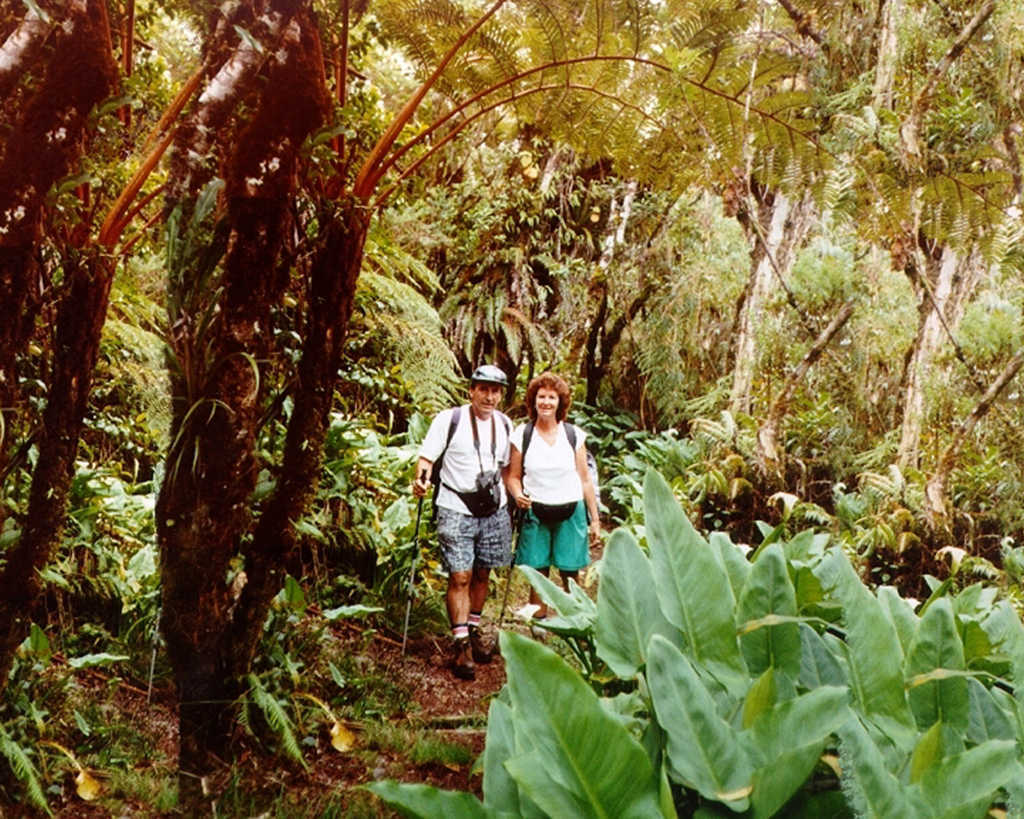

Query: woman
left=507, top=372, right=601, bottom=618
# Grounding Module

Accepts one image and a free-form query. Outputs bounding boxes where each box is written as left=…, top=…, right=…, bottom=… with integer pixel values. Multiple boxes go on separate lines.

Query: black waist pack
left=456, top=470, right=502, bottom=517
left=532, top=500, right=578, bottom=523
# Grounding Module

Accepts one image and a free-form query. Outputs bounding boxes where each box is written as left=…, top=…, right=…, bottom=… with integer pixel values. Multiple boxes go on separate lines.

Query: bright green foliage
left=644, top=469, right=745, bottom=688
left=0, top=722, right=49, bottom=816
left=370, top=468, right=1024, bottom=817
left=595, top=529, right=682, bottom=678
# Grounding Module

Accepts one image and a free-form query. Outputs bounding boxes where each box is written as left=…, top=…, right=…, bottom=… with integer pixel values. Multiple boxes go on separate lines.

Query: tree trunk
left=0, top=0, right=56, bottom=99
left=0, top=0, right=116, bottom=423
left=924, top=349, right=1024, bottom=532
left=871, top=0, right=901, bottom=110
left=896, top=243, right=982, bottom=469
left=155, top=7, right=327, bottom=800
left=729, top=189, right=814, bottom=416
left=0, top=0, right=117, bottom=688
left=757, top=301, right=855, bottom=481
left=232, top=204, right=369, bottom=671
left=0, top=252, right=116, bottom=685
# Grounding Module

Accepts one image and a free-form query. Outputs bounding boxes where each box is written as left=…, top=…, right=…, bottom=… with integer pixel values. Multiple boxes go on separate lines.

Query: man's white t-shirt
left=419, top=406, right=511, bottom=515
left=510, top=422, right=585, bottom=505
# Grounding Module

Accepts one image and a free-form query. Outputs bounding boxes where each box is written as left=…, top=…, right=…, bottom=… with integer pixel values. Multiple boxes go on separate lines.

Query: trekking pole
left=496, top=501, right=525, bottom=631
left=401, top=495, right=425, bottom=656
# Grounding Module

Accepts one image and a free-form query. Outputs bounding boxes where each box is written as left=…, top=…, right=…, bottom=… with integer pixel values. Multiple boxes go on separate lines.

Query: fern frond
left=246, top=673, right=308, bottom=770
left=0, top=724, right=50, bottom=815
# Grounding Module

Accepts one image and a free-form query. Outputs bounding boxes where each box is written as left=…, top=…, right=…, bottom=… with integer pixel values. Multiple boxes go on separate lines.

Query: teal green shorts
left=516, top=501, right=588, bottom=572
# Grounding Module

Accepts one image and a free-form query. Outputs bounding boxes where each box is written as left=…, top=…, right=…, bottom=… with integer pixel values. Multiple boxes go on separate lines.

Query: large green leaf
left=737, top=544, right=801, bottom=679
left=904, top=598, right=968, bottom=731
left=837, top=718, right=927, bottom=819
left=797, top=624, right=847, bottom=689
left=980, top=601, right=1024, bottom=698
left=877, top=586, right=919, bottom=655
left=917, top=740, right=1022, bottom=818
left=746, top=686, right=850, bottom=819
left=964, top=678, right=1015, bottom=744
left=643, top=470, right=745, bottom=686
left=646, top=635, right=753, bottom=811
left=482, top=698, right=544, bottom=818
left=710, top=531, right=751, bottom=602
left=500, top=631, right=666, bottom=818
left=365, top=782, right=488, bottom=818
left=816, top=550, right=915, bottom=744
left=595, top=529, right=683, bottom=678
left=518, top=565, right=596, bottom=636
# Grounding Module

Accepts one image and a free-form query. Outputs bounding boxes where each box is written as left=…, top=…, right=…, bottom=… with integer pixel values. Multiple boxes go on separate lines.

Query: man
left=412, top=364, right=513, bottom=680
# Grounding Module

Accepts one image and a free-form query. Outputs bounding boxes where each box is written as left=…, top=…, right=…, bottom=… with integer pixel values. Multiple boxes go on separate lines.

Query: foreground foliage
left=371, top=470, right=1024, bottom=817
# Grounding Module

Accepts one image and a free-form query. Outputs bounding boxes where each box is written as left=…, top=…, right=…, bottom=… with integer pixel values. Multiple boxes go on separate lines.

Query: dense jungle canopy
left=3, top=0, right=1024, bottom=815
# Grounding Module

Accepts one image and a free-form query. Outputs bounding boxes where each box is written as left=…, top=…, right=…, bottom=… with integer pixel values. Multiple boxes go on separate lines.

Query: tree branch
left=901, top=0, right=997, bottom=158
left=757, top=301, right=855, bottom=476
left=775, top=0, right=826, bottom=47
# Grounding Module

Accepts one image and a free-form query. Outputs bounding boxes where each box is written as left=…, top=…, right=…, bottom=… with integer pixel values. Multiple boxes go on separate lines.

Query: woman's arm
left=575, top=445, right=601, bottom=542
left=506, top=446, right=531, bottom=508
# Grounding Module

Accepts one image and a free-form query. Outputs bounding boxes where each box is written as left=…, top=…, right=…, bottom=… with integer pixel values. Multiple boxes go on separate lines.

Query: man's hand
left=515, top=491, right=531, bottom=509
left=412, top=470, right=430, bottom=498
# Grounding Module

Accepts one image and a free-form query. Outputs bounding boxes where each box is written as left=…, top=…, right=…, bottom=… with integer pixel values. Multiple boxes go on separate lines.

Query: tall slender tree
left=0, top=0, right=119, bottom=686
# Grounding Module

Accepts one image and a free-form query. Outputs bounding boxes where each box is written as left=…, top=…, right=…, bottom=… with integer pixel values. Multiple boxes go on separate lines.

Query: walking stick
left=496, top=504, right=524, bottom=632
left=401, top=496, right=425, bottom=656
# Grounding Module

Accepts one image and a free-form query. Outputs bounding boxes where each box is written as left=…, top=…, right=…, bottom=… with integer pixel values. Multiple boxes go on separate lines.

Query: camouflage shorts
left=435, top=506, right=512, bottom=573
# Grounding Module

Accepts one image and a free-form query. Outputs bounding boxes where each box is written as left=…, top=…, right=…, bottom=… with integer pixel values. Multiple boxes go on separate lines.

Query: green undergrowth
left=370, top=468, right=1024, bottom=818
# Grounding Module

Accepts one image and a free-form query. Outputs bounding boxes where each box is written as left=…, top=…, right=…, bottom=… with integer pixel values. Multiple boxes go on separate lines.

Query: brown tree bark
left=0, top=0, right=116, bottom=421
left=0, top=252, right=116, bottom=684
left=155, top=5, right=327, bottom=798
left=0, top=0, right=118, bottom=687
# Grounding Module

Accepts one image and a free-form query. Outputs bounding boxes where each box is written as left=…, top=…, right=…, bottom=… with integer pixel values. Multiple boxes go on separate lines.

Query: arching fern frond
left=0, top=723, right=49, bottom=815
left=246, top=673, right=308, bottom=770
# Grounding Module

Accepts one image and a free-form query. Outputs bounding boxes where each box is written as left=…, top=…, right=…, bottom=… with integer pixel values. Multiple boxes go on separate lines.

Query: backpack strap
left=521, top=421, right=535, bottom=460
left=430, top=406, right=462, bottom=517
left=564, top=422, right=577, bottom=450
left=441, top=406, right=461, bottom=465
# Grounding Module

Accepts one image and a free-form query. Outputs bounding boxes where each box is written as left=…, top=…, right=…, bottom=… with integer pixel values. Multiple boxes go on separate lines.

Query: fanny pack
left=454, top=469, right=502, bottom=518
left=532, top=500, right=577, bottom=523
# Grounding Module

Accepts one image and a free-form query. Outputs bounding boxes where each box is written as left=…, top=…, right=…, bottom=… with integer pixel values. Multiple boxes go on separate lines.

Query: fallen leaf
left=330, top=721, right=356, bottom=752
left=76, top=770, right=102, bottom=801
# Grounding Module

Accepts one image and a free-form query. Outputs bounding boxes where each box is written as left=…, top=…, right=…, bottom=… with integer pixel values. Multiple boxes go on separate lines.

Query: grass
left=361, top=720, right=475, bottom=767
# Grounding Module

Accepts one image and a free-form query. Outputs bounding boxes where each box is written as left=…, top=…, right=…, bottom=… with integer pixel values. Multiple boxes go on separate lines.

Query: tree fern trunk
left=896, top=244, right=981, bottom=470
left=230, top=205, right=369, bottom=674
left=925, top=350, right=1024, bottom=532
left=0, top=1, right=54, bottom=99
left=156, top=7, right=326, bottom=802
left=757, top=301, right=855, bottom=482
left=871, top=0, right=901, bottom=110
left=729, top=190, right=813, bottom=417
left=0, top=0, right=117, bottom=688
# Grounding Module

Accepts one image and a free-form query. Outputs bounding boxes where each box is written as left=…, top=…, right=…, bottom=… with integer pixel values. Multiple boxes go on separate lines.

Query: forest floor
left=30, top=573, right=557, bottom=818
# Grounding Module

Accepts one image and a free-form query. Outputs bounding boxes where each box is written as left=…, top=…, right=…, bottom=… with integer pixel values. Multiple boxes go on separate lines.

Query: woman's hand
left=588, top=519, right=601, bottom=546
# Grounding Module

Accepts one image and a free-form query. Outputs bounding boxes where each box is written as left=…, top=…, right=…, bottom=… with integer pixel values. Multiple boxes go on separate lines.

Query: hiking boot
left=469, top=627, right=493, bottom=664
left=451, top=638, right=475, bottom=680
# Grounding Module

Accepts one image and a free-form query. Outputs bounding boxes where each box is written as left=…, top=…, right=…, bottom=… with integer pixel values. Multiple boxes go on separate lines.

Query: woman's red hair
left=525, top=371, right=571, bottom=422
